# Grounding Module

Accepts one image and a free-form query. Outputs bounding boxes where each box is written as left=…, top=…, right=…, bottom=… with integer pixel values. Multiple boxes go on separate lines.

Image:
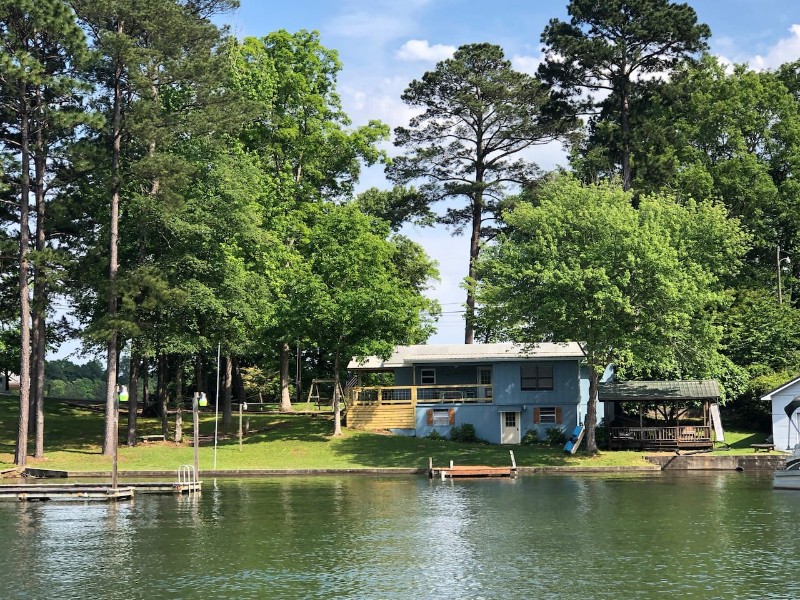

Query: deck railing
left=349, top=384, right=493, bottom=406
left=609, top=426, right=712, bottom=447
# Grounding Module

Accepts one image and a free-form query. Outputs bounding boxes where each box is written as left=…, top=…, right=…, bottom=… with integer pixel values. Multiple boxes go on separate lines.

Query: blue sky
left=52, top=2, right=800, bottom=360
left=219, top=1, right=800, bottom=344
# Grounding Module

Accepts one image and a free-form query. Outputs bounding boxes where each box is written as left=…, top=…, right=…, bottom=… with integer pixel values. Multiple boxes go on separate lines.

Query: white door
left=501, top=411, right=520, bottom=444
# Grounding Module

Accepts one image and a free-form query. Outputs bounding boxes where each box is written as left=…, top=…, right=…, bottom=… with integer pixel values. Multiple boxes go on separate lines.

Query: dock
left=0, top=480, right=201, bottom=502
left=0, top=484, right=134, bottom=502
left=429, top=452, right=518, bottom=480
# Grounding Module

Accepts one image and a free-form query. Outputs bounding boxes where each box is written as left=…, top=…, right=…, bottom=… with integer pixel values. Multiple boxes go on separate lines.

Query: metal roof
left=760, top=375, right=800, bottom=401
left=598, top=380, right=721, bottom=402
left=348, top=342, right=584, bottom=370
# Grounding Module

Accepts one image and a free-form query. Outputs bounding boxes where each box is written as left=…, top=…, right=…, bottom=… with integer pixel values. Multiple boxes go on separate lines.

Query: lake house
left=346, top=343, right=594, bottom=444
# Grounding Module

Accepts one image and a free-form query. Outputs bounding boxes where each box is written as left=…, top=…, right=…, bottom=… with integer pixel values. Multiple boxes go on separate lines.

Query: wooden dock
left=0, top=480, right=201, bottom=501
left=0, top=484, right=134, bottom=502
left=429, top=453, right=518, bottom=480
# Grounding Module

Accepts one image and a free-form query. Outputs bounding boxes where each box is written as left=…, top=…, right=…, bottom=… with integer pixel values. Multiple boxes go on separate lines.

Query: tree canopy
left=476, top=176, right=749, bottom=452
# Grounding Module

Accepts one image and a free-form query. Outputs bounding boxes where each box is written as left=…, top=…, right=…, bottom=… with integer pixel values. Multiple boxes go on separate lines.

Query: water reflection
left=1, top=474, right=799, bottom=599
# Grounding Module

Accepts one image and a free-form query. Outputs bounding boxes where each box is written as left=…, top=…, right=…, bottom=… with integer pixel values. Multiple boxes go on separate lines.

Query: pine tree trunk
left=585, top=365, right=599, bottom=455
left=194, top=353, right=204, bottom=392
left=332, top=350, right=342, bottom=436
left=279, top=342, right=293, bottom=412
left=158, top=353, right=168, bottom=438
left=141, top=355, right=149, bottom=411
left=126, top=346, right=140, bottom=446
left=174, top=361, right=183, bottom=443
left=232, top=355, right=246, bottom=407
left=464, top=187, right=483, bottom=344
left=620, top=87, right=631, bottom=191
left=222, top=354, right=232, bottom=429
left=32, top=122, right=47, bottom=457
left=103, top=33, right=124, bottom=457
left=15, top=96, right=31, bottom=467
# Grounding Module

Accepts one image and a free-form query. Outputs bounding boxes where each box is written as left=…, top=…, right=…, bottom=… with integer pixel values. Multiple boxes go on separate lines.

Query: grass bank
left=0, top=394, right=771, bottom=473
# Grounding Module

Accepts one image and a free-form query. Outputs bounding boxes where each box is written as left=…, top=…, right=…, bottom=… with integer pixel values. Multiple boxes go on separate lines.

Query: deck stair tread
left=347, top=404, right=415, bottom=429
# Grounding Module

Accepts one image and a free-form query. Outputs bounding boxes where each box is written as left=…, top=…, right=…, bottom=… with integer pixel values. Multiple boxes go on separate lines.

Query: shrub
left=427, top=429, right=443, bottom=440
left=450, top=423, right=480, bottom=443
left=522, top=429, right=540, bottom=445
left=545, top=427, right=567, bottom=446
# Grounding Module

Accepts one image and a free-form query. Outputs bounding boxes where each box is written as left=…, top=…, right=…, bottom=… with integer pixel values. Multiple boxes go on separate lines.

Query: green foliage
left=522, top=429, right=540, bottom=445
left=545, top=427, right=567, bottom=447
left=426, top=429, right=443, bottom=441
left=390, top=42, right=575, bottom=341
left=449, top=423, right=480, bottom=444
left=477, top=176, right=749, bottom=451
left=539, top=0, right=710, bottom=188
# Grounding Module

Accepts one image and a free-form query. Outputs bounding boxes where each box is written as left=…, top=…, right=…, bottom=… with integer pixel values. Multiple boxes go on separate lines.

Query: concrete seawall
left=645, top=454, right=784, bottom=471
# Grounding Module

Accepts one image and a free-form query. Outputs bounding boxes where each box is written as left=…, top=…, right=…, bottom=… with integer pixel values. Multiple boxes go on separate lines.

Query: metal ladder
left=177, top=464, right=197, bottom=495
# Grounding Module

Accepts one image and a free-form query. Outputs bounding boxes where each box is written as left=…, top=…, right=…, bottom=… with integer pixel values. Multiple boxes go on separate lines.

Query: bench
left=139, top=434, right=166, bottom=443
left=750, top=443, right=774, bottom=452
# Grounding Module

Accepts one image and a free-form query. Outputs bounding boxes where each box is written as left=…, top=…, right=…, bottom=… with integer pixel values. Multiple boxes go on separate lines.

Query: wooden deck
left=609, top=426, right=713, bottom=450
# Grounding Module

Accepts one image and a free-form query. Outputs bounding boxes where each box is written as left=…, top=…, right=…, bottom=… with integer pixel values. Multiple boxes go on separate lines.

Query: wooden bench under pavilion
left=600, top=380, right=721, bottom=451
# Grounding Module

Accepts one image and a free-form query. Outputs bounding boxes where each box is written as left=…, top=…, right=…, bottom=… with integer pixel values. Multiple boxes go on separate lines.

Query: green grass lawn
left=0, top=394, right=774, bottom=473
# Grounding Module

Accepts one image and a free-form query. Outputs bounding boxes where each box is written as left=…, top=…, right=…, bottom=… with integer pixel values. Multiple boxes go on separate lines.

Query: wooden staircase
left=346, top=404, right=416, bottom=430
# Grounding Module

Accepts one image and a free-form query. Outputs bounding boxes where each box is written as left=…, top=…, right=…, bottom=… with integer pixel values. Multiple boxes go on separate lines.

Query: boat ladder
left=177, top=465, right=198, bottom=495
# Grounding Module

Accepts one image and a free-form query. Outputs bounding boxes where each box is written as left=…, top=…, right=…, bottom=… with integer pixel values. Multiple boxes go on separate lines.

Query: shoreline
left=15, top=453, right=783, bottom=479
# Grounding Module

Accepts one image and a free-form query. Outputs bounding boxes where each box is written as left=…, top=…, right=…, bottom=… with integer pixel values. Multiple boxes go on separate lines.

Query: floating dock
left=0, top=480, right=201, bottom=502
left=429, top=452, right=518, bottom=480
left=0, top=484, right=135, bottom=502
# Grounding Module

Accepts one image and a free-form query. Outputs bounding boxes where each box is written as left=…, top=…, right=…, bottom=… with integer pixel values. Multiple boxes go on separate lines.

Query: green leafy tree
left=630, top=56, right=800, bottom=296
left=299, top=204, right=438, bottom=436
left=538, top=0, right=709, bottom=190
left=229, top=30, right=389, bottom=412
left=70, top=0, right=238, bottom=452
left=476, top=176, right=748, bottom=453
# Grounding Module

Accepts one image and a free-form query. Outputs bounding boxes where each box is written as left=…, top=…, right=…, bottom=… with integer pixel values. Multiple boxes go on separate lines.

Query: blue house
left=346, top=343, right=594, bottom=444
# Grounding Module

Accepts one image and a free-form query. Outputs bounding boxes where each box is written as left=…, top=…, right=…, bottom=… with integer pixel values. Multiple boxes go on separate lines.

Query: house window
left=432, top=409, right=450, bottom=426
left=420, top=368, right=436, bottom=385
left=539, top=407, right=557, bottom=424
left=520, top=365, right=554, bottom=390
left=478, top=367, right=492, bottom=385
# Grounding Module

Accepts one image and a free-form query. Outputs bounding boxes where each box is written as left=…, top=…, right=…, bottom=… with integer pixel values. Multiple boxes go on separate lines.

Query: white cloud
left=396, top=39, right=455, bottom=62
left=328, top=12, right=414, bottom=40
left=511, top=54, right=542, bottom=75
left=749, top=24, right=800, bottom=70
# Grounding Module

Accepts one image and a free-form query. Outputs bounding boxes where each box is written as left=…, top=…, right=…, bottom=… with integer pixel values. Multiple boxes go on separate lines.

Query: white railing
left=349, top=384, right=493, bottom=406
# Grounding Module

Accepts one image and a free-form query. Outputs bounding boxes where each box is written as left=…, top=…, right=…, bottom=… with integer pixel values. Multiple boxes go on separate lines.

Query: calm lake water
left=1, top=473, right=798, bottom=599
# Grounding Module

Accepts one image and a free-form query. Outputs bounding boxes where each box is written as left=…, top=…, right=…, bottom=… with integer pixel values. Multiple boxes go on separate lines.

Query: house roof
left=348, top=342, right=584, bottom=370
left=598, top=380, right=721, bottom=403
left=760, top=375, right=800, bottom=401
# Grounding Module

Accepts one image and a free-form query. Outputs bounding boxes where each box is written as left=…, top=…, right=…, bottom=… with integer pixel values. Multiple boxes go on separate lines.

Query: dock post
left=509, top=450, right=516, bottom=469
left=428, top=457, right=433, bottom=477
left=449, top=460, right=453, bottom=468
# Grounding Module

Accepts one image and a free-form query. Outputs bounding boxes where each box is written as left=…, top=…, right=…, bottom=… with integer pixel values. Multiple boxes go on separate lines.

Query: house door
left=501, top=411, right=520, bottom=444
left=477, top=367, right=492, bottom=399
